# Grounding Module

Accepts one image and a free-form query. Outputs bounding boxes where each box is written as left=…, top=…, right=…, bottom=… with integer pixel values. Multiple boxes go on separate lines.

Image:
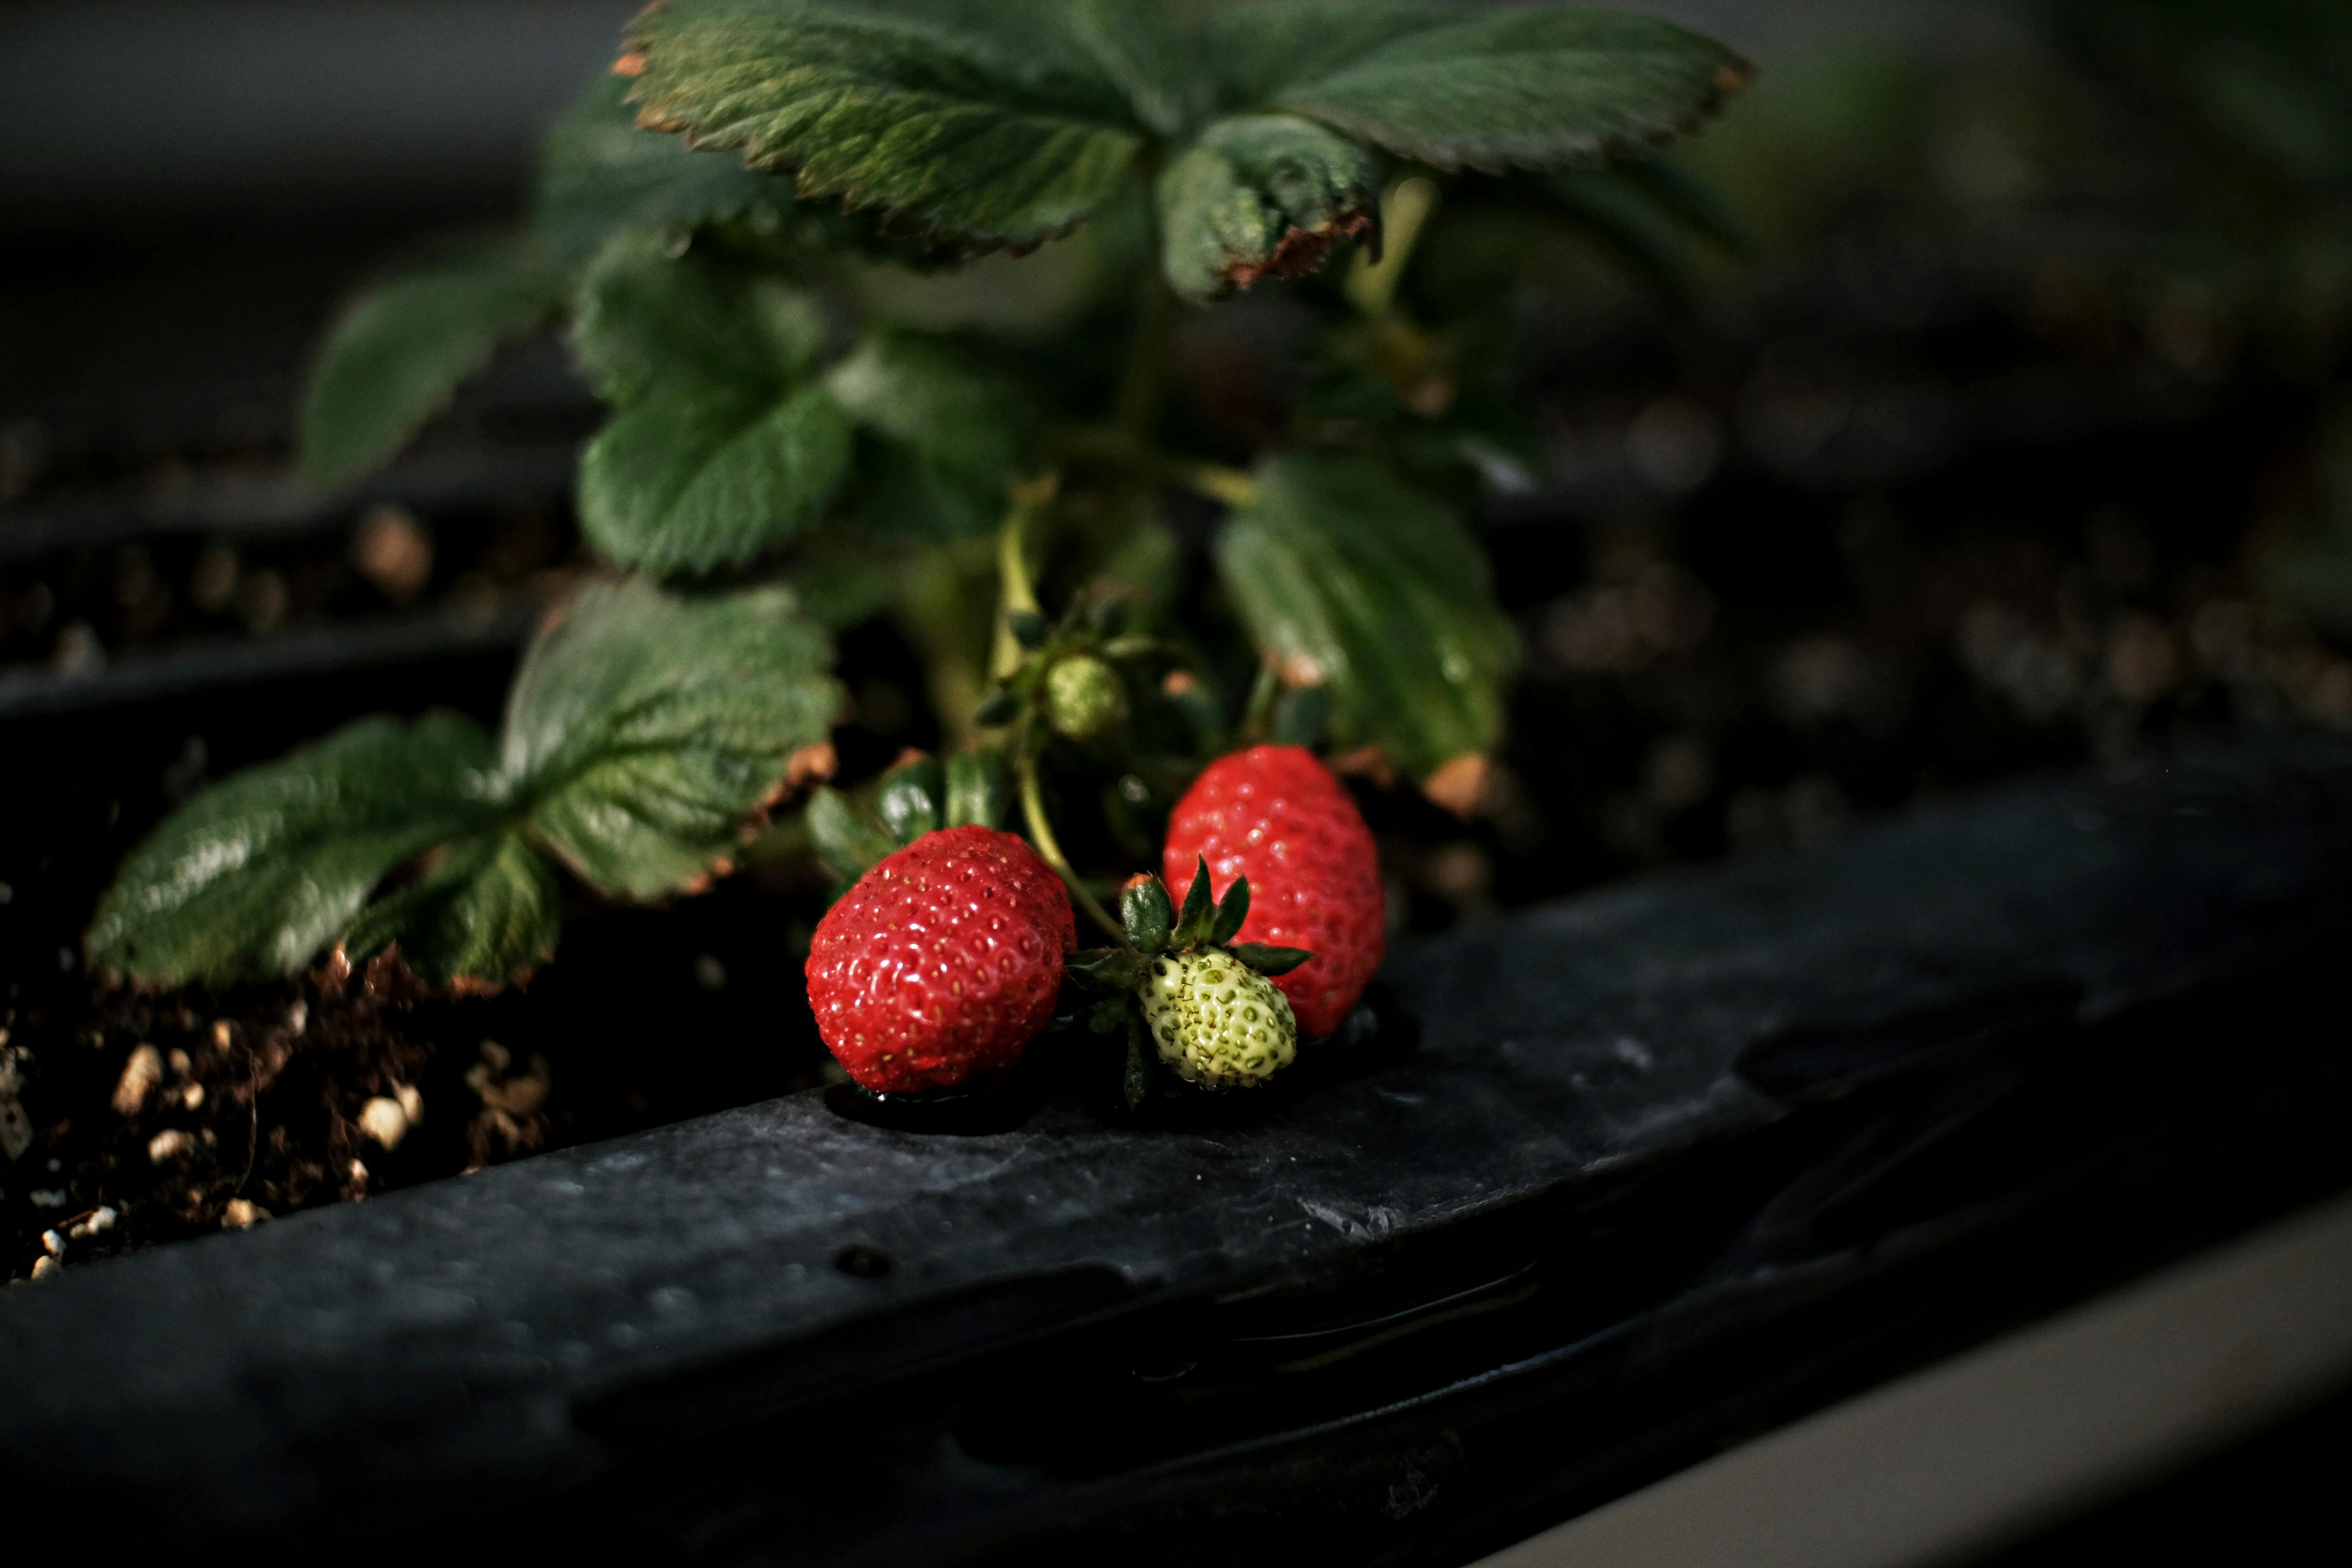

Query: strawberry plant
left=86, top=1, right=1749, bottom=1099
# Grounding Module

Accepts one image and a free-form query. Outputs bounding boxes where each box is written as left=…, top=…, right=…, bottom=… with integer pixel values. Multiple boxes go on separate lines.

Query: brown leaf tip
left=612, top=51, right=648, bottom=78
left=1227, top=209, right=1378, bottom=292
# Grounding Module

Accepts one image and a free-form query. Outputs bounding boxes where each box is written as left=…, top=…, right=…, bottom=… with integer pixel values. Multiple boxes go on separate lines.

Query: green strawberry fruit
left=1139, top=948, right=1298, bottom=1088
left=1044, top=653, right=1127, bottom=739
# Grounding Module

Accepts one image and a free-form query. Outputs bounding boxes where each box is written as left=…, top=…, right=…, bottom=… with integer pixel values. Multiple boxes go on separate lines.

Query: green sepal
left=1270, top=683, right=1333, bottom=748
left=807, top=785, right=898, bottom=886
left=1230, top=942, right=1313, bottom=977
left=340, top=831, right=563, bottom=992
left=1067, top=946, right=1147, bottom=993
left=1121, top=875, right=1174, bottom=955
left=1210, top=875, right=1252, bottom=945
left=1090, top=995, right=1134, bottom=1036
left=973, top=686, right=1022, bottom=728
left=877, top=754, right=945, bottom=844
left=1087, top=598, right=1131, bottom=637
left=1171, top=856, right=1216, bottom=948
left=1008, top=610, right=1050, bottom=650
left=944, top=750, right=1010, bottom=829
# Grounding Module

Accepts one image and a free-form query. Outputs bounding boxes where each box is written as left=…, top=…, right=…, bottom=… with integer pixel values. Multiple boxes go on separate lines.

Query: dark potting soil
left=2, top=874, right=841, bottom=1279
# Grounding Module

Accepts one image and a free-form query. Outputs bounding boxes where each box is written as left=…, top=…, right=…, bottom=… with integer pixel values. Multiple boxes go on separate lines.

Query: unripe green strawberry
left=1139, top=948, right=1298, bottom=1088
left=1044, top=653, right=1127, bottom=739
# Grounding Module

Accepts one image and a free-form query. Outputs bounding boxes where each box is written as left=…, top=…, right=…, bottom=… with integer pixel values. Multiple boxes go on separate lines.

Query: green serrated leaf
left=572, top=235, right=852, bottom=573
left=1172, top=855, right=1215, bottom=947
left=808, top=785, right=899, bottom=884
left=973, top=686, right=1022, bottom=728
left=1215, top=451, right=1518, bottom=781
left=877, top=753, right=945, bottom=843
left=504, top=576, right=841, bottom=899
left=1008, top=610, right=1050, bottom=650
left=1211, top=874, right=1251, bottom=945
left=1121, top=874, right=1173, bottom=954
left=945, top=750, right=1011, bottom=828
left=580, top=381, right=854, bottom=574
left=826, top=331, right=1029, bottom=539
left=626, top=0, right=1153, bottom=251
left=342, top=831, right=563, bottom=991
left=1229, top=942, right=1313, bottom=977
left=88, top=713, right=500, bottom=986
left=1215, top=3, right=1750, bottom=172
left=786, top=532, right=902, bottom=631
left=298, top=241, right=563, bottom=489
left=1157, top=114, right=1381, bottom=302
left=534, top=73, right=801, bottom=264
left=571, top=232, right=831, bottom=406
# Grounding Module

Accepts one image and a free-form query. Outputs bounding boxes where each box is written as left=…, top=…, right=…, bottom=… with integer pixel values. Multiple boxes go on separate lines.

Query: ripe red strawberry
left=1163, top=745, right=1384, bottom=1038
left=806, top=825, right=1075, bottom=1093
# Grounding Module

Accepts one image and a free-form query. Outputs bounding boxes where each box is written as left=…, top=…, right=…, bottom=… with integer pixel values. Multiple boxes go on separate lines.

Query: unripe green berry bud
left=1044, top=653, right=1127, bottom=739
left=1139, top=949, right=1298, bottom=1088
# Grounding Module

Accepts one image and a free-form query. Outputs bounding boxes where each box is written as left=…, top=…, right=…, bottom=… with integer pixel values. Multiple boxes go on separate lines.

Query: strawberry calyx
left=1066, top=857, right=1313, bottom=1107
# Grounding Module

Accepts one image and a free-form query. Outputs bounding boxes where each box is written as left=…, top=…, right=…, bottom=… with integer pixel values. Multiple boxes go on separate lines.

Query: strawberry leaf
left=503, top=576, right=841, bottom=900
left=624, top=0, right=1156, bottom=251
left=1211, top=875, right=1252, bottom=945
left=340, top=831, right=563, bottom=991
left=572, top=235, right=852, bottom=572
left=87, top=713, right=501, bottom=986
left=826, top=332, right=1031, bottom=539
left=534, top=73, right=800, bottom=265
left=1212, top=3, right=1750, bottom=171
left=1216, top=451, right=1519, bottom=781
left=571, top=233, right=831, bottom=406
left=580, top=383, right=855, bottom=573
left=298, top=240, right=563, bottom=489
left=1230, top=942, right=1313, bottom=977
left=1157, top=114, right=1381, bottom=302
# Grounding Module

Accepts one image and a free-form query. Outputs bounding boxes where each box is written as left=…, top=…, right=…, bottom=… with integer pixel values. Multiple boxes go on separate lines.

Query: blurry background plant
left=6, top=0, right=2352, bottom=1259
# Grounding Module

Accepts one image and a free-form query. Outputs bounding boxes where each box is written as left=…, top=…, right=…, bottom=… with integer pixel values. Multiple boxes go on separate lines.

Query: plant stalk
left=989, top=475, right=1056, bottom=681
left=1017, top=744, right=1123, bottom=939
left=1113, top=270, right=1182, bottom=441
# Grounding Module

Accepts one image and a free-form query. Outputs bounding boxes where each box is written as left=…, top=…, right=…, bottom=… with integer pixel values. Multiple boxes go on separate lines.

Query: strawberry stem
left=989, top=474, right=1056, bottom=682
left=1016, top=747, right=1123, bottom=940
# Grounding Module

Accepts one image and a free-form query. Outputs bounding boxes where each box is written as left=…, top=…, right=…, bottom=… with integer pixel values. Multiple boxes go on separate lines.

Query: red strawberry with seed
left=806, top=825, right=1075, bottom=1093
left=1163, top=745, right=1384, bottom=1038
